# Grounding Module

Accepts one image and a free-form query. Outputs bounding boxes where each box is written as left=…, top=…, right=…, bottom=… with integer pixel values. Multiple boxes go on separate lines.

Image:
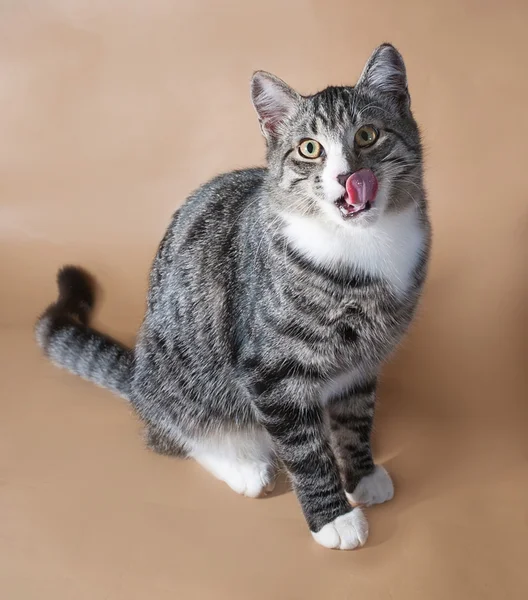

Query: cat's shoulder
left=196, top=168, right=267, bottom=197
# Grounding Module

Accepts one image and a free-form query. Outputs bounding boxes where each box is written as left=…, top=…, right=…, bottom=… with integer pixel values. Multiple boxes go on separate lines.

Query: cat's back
left=172, top=167, right=266, bottom=237
left=145, top=167, right=266, bottom=316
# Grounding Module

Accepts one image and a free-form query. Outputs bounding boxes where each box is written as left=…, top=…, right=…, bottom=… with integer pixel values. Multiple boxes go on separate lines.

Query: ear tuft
left=251, top=71, right=299, bottom=139
left=357, top=44, right=408, bottom=98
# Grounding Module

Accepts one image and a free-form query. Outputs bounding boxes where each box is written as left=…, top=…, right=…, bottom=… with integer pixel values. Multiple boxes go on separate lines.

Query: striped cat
left=36, top=43, right=430, bottom=550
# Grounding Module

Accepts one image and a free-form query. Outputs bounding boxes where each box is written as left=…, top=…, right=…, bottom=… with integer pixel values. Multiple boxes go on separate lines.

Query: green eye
left=355, top=125, right=379, bottom=148
left=298, top=139, right=323, bottom=159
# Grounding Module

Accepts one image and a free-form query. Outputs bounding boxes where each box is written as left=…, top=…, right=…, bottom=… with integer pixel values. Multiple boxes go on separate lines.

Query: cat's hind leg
left=190, top=427, right=277, bottom=498
left=145, top=424, right=189, bottom=458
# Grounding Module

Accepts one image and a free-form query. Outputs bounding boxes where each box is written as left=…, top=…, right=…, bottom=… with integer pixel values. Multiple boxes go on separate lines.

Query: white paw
left=346, top=465, right=394, bottom=507
left=311, top=508, right=369, bottom=550
left=193, top=450, right=276, bottom=498
left=220, top=462, right=276, bottom=498
left=190, top=429, right=276, bottom=497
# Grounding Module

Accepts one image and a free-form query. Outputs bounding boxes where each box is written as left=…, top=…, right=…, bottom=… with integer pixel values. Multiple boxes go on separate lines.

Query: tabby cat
left=36, top=43, right=430, bottom=550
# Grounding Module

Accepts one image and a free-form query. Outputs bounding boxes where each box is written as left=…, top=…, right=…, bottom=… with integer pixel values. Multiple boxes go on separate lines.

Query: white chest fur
left=283, top=207, right=425, bottom=295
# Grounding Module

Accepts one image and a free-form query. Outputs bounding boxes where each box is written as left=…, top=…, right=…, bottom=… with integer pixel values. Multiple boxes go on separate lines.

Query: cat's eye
left=354, top=125, right=379, bottom=148
left=298, top=139, right=323, bottom=159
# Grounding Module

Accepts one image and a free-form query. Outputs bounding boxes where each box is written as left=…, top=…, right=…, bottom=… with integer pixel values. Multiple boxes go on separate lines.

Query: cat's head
left=251, top=44, right=423, bottom=228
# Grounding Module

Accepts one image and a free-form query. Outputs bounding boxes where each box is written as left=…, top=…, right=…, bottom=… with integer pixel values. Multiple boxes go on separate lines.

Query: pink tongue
left=345, top=169, right=378, bottom=207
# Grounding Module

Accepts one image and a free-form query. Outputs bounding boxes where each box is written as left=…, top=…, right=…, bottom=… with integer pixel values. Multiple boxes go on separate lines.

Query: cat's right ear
left=251, top=71, right=299, bottom=140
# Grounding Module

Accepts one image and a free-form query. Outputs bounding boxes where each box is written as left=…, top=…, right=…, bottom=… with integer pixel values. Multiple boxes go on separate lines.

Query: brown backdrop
left=1, top=1, right=527, bottom=599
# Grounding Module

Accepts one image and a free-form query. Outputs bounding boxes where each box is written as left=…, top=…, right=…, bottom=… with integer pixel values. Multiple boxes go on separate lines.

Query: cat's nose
left=337, top=173, right=352, bottom=188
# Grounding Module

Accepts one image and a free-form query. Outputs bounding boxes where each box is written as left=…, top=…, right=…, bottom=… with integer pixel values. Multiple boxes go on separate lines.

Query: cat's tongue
left=345, top=169, right=378, bottom=209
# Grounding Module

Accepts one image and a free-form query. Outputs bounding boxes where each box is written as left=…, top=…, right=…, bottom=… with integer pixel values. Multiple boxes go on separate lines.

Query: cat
left=35, top=43, right=430, bottom=550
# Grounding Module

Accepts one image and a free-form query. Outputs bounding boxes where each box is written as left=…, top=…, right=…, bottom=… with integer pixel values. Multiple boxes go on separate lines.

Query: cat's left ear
left=356, top=44, right=410, bottom=104
left=251, top=71, right=300, bottom=140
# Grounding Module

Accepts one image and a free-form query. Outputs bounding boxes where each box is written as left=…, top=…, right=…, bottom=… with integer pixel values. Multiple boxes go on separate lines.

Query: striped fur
left=35, top=267, right=133, bottom=398
left=35, top=44, right=430, bottom=550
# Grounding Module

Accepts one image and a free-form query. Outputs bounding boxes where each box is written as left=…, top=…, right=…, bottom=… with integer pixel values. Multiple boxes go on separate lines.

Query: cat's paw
left=191, top=435, right=276, bottom=498
left=311, top=508, right=368, bottom=550
left=346, top=465, right=394, bottom=507
left=221, top=461, right=276, bottom=498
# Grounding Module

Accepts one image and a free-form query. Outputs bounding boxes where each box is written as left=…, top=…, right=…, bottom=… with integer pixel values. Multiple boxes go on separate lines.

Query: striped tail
left=35, top=266, right=134, bottom=399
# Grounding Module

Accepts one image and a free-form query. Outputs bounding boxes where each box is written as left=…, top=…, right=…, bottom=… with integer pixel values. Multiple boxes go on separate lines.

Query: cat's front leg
left=253, top=377, right=368, bottom=550
left=327, top=379, right=394, bottom=506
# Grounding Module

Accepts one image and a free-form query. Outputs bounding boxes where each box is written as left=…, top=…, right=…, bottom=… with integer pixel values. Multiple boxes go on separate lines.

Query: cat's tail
left=35, top=266, right=134, bottom=399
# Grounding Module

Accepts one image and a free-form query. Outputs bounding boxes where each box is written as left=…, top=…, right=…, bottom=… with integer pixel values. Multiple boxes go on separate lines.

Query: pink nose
left=344, top=169, right=378, bottom=206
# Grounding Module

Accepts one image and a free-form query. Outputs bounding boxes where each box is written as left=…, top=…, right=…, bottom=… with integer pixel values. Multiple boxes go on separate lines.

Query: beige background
left=1, top=1, right=527, bottom=598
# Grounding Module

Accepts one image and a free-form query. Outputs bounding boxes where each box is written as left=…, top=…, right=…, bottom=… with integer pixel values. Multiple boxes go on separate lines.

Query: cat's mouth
left=335, top=196, right=372, bottom=219
left=335, top=169, right=378, bottom=220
